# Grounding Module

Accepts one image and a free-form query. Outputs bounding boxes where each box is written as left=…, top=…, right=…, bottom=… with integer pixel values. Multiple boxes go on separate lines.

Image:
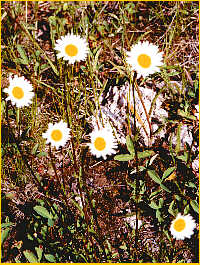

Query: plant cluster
left=1, top=1, right=199, bottom=263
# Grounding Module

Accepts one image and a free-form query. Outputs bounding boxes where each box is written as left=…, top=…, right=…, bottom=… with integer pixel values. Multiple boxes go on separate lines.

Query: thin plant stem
left=130, top=73, right=140, bottom=261
left=134, top=81, right=152, bottom=142
left=48, top=144, right=59, bottom=184
left=16, top=107, right=20, bottom=135
left=63, top=62, right=78, bottom=172
left=62, top=63, right=95, bottom=260
left=80, top=146, right=109, bottom=261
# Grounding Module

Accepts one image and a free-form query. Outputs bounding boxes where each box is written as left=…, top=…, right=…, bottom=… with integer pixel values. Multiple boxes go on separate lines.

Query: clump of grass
left=1, top=1, right=199, bottom=263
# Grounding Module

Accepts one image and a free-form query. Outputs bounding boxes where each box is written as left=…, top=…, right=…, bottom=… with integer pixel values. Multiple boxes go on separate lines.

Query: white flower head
left=4, top=75, right=34, bottom=107
left=126, top=41, right=164, bottom=78
left=42, top=120, right=71, bottom=149
left=88, top=125, right=118, bottom=160
left=54, top=34, right=89, bottom=64
left=170, top=213, right=196, bottom=240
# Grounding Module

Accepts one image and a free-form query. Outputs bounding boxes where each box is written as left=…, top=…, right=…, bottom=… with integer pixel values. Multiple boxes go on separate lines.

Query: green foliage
left=147, top=170, right=162, bottom=184
left=44, top=254, right=57, bottom=263
left=190, top=200, right=199, bottom=214
left=1, top=228, right=10, bottom=246
left=114, top=135, right=154, bottom=161
left=114, top=153, right=134, bottom=161
left=162, top=167, right=176, bottom=181
left=126, top=135, right=135, bottom=154
left=35, top=246, right=43, bottom=262
left=23, top=250, right=39, bottom=263
left=16, top=45, right=29, bottom=65
left=33, top=205, right=53, bottom=219
left=1, top=1, right=198, bottom=263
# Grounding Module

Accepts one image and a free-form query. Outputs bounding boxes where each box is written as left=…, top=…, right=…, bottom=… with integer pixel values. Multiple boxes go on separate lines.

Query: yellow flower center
left=94, top=137, right=106, bottom=151
left=137, top=54, right=151, bottom=68
left=65, top=44, right=78, bottom=57
left=51, top=129, right=63, bottom=142
left=12, top=86, right=24, bottom=99
left=173, top=218, right=186, bottom=232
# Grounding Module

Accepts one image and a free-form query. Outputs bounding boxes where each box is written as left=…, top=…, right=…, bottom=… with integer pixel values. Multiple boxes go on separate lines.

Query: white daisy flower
left=170, top=213, right=196, bottom=240
left=42, top=120, right=71, bottom=149
left=88, top=126, right=118, bottom=160
left=54, top=34, right=89, bottom=64
left=4, top=75, right=34, bottom=107
left=126, top=41, right=164, bottom=78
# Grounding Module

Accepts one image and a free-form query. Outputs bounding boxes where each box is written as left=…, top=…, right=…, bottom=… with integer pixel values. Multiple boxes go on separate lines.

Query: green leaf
left=159, top=198, right=164, bottom=207
left=1, top=222, right=14, bottom=229
left=127, top=181, right=136, bottom=189
left=125, top=2, right=136, bottom=14
left=190, top=200, right=199, bottom=214
left=187, top=182, right=197, bottom=189
left=41, top=225, right=48, bottom=237
left=48, top=15, right=57, bottom=26
left=138, top=150, right=154, bottom=159
left=27, top=234, right=34, bottom=241
left=163, top=229, right=172, bottom=243
left=41, top=63, right=49, bottom=71
left=168, top=200, right=176, bottom=216
left=1, top=228, right=10, bottom=245
left=119, top=243, right=127, bottom=250
left=147, top=170, right=162, bottom=184
left=114, top=154, right=134, bottom=161
left=175, top=195, right=181, bottom=201
left=33, top=205, right=52, bottom=219
left=48, top=218, right=54, bottom=227
left=31, top=143, right=39, bottom=155
left=178, top=110, right=196, bottom=120
left=34, top=61, right=40, bottom=74
left=162, top=167, right=176, bottom=181
left=44, top=254, right=56, bottom=262
left=149, top=201, right=160, bottom=209
left=17, top=45, right=29, bottom=65
left=79, top=254, right=88, bottom=262
left=177, top=152, right=188, bottom=162
left=37, top=151, right=48, bottom=158
left=160, top=183, right=171, bottom=193
left=23, top=250, right=39, bottom=263
left=184, top=204, right=190, bottom=215
left=93, top=47, right=102, bottom=71
left=156, top=209, right=163, bottom=223
left=126, top=135, right=135, bottom=154
left=35, top=246, right=43, bottom=262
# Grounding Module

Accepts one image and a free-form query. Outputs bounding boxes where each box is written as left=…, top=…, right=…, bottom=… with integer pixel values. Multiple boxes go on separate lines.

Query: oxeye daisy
left=170, top=213, right=196, bottom=240
left=54, top=34, right=89, bottom=64
left=42, top=120, right=71, bottom=149
left=4, top=75, right=34, bottom=107
left=88, top=126, right=118, bottom=160
left=126, top=41, right=164, bottom=78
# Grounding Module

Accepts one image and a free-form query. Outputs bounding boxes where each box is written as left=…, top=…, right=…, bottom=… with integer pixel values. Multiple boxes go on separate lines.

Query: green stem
left=16, top=107, right=20, bottom=136
left=130, top=74, right=140, bottom=261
